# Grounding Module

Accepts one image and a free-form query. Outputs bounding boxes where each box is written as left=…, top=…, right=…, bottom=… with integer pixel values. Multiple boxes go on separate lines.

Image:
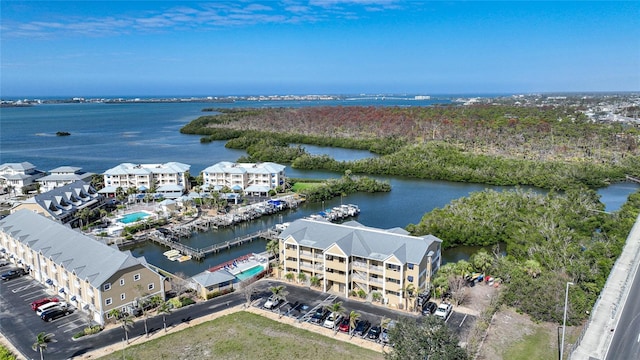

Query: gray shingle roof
left=192, top=269, right=236, bottom=287
left=0, top=209, right=151, bottom=288
left=279, top=219, right=441, bottom=264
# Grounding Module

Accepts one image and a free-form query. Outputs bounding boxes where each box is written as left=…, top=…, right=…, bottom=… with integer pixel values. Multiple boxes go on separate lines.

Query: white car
left=36, top=301, right=68, bottom=316
left=263, top=295, right=282, bottom=310
left=434, top=303, right=452, bottom=320
left=323, top=312, right=343, bottom=329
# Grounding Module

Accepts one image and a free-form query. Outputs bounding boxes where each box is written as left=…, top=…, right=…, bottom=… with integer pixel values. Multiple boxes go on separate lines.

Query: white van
left=36, top=301, right=67, bottom=316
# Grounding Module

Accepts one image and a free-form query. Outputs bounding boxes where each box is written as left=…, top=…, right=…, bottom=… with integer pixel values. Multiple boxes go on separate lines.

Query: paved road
left=605, top=249, right=640, bottom=360
left=571, top=213, right=640, bottom=360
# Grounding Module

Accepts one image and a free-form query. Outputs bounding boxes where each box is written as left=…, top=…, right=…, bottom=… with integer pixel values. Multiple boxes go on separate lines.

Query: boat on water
left=163, top=249, right=182, bottom=261
left=177, top=255, right=192, bottom=262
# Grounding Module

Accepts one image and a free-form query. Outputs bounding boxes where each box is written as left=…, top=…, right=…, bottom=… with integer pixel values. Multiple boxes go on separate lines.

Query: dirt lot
left=476, top=305, right=581, bottom=360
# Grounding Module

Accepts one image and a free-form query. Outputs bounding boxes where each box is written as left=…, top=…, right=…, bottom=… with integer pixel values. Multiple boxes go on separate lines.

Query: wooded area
left=180, top=106, right=640, bottom=190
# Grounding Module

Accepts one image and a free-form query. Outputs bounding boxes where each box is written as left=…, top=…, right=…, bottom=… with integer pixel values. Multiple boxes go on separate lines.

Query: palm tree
left=297, top=272, right=307, bottom=285
left=108, top=309, right=134, bottom=344
left=268, top=285, right=288, bottom=304
left=265, top=239, right=279, bottom=261
left=348, top=310, right=361, bottom=337
left=471, top=249, right=494, bottom=274
left=324, top=301, right=346, bottom=333
left=309, top=276, right=321, bottom=288
left=32, top=332, right=55, bottom=360
left=284, top=272, right=295, bottom=282
left=402, top=283, right=416, bottom=311
left=156, top=300, right=172, bottom=333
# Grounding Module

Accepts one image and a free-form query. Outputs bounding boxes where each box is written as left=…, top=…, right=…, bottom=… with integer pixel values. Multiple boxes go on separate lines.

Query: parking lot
left=251, top=280, right=476, bottom=346
left=0, top=264, right=92, bottom=358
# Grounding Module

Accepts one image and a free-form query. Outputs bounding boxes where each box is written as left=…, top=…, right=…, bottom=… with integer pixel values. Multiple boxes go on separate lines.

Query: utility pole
left=560, top=282, right=574, bottom=360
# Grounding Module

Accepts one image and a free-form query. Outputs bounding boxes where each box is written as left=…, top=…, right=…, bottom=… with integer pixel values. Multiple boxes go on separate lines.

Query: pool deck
left=209, top=253, right=268, bottom=275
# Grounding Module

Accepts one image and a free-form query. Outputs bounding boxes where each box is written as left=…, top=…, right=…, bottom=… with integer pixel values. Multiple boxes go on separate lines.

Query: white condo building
left=102, top=162, right=190, bottom=198
left=37, top=166, right=95, bottom=192
left=0, top=162, right=45, bottom=194
left=201, top=161, right=286, bottom=196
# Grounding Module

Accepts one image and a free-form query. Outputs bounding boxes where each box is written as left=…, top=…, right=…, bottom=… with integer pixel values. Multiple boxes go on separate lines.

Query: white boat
left=163, top=249, right=182, bottom=261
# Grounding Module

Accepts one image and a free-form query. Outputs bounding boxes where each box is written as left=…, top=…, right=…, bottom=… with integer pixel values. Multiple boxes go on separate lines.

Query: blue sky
left=1, top=1, right=639, bottom=97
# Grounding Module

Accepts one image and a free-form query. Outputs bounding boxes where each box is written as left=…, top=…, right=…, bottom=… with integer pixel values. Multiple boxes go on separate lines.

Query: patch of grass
left=502, top=327, right=556, bottom=360
left=97, top=311, right=383, bottom=360
left=291, top=182, right=324, bottom=192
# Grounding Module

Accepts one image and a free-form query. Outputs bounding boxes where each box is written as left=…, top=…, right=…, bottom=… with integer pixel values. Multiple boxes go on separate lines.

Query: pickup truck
left=434, top=302, right=453, bottom=321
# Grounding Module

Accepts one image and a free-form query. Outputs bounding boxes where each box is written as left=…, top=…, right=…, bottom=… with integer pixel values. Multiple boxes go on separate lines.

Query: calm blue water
left=2, top=100, right=638, bottom=276
left=236, top=264, right=267, bottom=281
left=118, top=211, right=152, bottom=224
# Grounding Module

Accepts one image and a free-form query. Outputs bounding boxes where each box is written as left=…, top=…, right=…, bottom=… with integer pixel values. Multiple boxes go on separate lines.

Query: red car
left=338, top=318, right=350, bottom=333
left=30, top=297, right=59, bottom=311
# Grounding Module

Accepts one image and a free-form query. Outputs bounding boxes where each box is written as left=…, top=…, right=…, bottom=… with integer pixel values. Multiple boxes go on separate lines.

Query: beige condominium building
left=278, top=219, right=442, bottom=309
left=0, top=210, right=166, bottom=325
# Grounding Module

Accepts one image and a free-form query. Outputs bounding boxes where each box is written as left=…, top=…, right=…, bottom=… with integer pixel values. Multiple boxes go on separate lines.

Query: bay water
left=1, top=100, right=637, bottom=276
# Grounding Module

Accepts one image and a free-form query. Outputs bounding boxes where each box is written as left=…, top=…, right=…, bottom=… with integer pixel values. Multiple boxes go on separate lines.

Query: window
left=133, top=273, right=141, bottom=281
left=148, top=283, right=154, bottom=291
left=120, top=293, right=126, bottom=301
left=103, top=283, right=111, bottom=291
left=407, top=263, right=414, bottom=270
left=407, top=275, right=414, bottom=282
left=120, top=279, right=125, bottom=286
left=105, top=298, right=112, bottom=306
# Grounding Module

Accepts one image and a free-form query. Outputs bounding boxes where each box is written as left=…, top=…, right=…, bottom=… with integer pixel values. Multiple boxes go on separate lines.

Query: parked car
left=1, top=268, right=26, bottom=281
left=380, top=320, right=396, bottom=344
left=309, top=308, right=330, bottom=324
left=434, top=302, right=453, bottom=320
left=353, top=319, right=371, bottom=337
left=0, top=261, right=10, bottom=268
left=421, top=301, right=438, bottom=316
left=263, top=295, right=283, bottom=310
left=31, top=297, right=59, bottom=311
left=338, top=317, right=350, bottom=333
left=36, top=301, right=67, bottom=316
left=323, top=312, right=343, bottom=329
left=367, top=325, right=382, bottom=340
left=40, top=307, right=71, bottom=322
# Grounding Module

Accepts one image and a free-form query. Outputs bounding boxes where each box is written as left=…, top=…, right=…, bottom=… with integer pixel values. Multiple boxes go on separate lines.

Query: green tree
left=284, top=272, right=295, bottom=282
left=470, top=249, right=494, bottom=274
left=325, top=301, right=346, bottom=332
left=266, top=239, right=279, bottom=262
left=297, top=272, right=307, bottom=284
left=156, top=299, right=172, bottom=333
left=309, top=275, right=321, bottom=288
left=32, top=332, right=55, bottom=360
left=385, top=317, right=468, bottom=360
left=402, top=283, right=416, bottom=311
left=268, top=285, right=288, bottom=304
left=108, top=308, right=134, bottom=344
left=348, top=310, right=361, bottom=337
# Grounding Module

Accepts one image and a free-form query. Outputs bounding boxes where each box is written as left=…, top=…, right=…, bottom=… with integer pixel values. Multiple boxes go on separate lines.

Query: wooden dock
left=143, top=229, right=279, bottom=261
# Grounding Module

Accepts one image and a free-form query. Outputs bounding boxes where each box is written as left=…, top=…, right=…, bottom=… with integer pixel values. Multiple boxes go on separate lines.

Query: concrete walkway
left=571, top=213, right=640, bottom=360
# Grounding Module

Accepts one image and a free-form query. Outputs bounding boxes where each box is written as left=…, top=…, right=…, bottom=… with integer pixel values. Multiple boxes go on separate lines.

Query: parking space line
left=20, top=289, right=43, bottom=299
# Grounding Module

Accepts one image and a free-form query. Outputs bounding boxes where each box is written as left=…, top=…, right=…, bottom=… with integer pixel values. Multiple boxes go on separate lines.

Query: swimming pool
left=235, top=265, right=266, bottom=281
left=118, top=211, right=152, bottom=224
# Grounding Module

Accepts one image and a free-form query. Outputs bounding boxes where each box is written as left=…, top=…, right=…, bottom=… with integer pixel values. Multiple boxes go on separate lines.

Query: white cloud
left=1, top=1, right=403, bottom=39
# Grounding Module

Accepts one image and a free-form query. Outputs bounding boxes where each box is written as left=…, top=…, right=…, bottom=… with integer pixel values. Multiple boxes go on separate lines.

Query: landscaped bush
left=0, top=345, right=17, bottom=360
left=72, top=325, right=103, bottom=339
left=206, top=288, right=235, bottom=300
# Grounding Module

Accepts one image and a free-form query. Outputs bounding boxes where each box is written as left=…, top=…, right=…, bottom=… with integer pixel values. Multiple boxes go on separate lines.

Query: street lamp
left=560, top=281, right=574, bottom=360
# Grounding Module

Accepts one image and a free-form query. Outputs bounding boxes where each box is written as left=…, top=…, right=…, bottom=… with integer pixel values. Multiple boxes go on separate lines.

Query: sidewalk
left=74, top=303, right=386, bottom=359
left=570, top=213, right=640, bottom=360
